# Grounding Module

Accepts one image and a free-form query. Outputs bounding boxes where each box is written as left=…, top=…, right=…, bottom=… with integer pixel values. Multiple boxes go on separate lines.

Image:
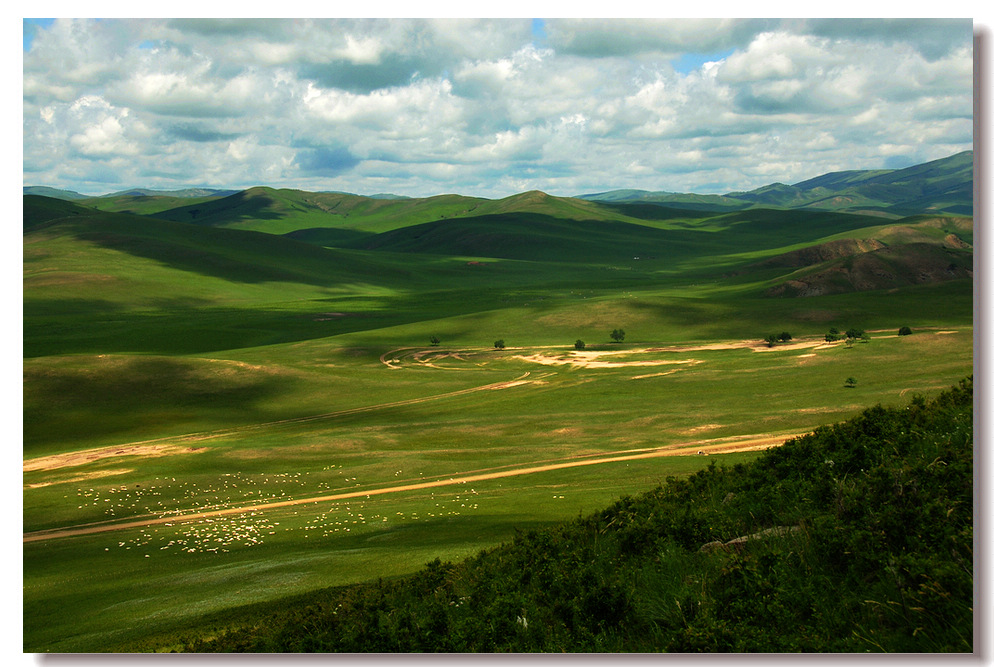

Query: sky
left=21, top=16, right=976, bottom=199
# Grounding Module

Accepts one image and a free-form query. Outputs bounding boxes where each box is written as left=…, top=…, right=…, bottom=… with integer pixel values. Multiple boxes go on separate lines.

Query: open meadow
left=22, top=185, right=973, bottom=652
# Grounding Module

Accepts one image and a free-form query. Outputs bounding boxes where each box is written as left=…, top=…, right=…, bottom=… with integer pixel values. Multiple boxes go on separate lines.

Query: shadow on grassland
left=23, top=355, right=298, bottom=455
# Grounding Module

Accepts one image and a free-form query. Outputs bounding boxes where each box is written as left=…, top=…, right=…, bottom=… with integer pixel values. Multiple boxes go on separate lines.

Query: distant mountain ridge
left=25, top=151, right=971, bottom=216
left=578, top=151, right=973, bottom=216
left=22, top=186, right=239, bottom=199
left=22, top=186, right=90, bottom=200
left=102, top=187, right=240, bottom=198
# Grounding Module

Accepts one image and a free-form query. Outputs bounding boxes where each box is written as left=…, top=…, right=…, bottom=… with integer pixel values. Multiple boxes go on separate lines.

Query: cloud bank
left=22, top=18, right=974, bottom=198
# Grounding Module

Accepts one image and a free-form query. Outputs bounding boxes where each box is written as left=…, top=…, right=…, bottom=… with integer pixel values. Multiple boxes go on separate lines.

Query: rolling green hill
left=150, top=187, right=490, bottom=234
left=23, top=191, right=974, bottom=364
left=22, top=194, right=99, bottom=231
left=80, top=193, right=233, bottom=216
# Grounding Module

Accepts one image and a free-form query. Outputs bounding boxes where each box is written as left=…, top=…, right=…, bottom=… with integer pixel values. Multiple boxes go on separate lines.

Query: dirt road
left=23, top=431, right=802, bottom=544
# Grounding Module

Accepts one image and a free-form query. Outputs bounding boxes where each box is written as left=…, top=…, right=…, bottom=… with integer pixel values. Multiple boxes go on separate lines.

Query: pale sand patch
left=514, top=352, right=701, bottom=370
left=25, top=468, right=135, bottom=489
left=24, top=444, right=205, bottom=473
left=936, top=330, right=958, bottom=335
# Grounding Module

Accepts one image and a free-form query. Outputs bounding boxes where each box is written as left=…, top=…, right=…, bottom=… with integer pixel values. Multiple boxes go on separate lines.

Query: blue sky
left=23, top=18, right=54, bottom=51
left=22, top=17, right=975, bottom=198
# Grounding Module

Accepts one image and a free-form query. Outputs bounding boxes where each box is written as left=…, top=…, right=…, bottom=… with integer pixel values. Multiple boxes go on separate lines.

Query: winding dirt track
left=23, top=432, right=802, bottom=544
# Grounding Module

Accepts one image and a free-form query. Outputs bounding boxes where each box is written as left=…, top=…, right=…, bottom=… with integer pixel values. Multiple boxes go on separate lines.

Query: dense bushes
left=187, top=378, right=973, bottom=653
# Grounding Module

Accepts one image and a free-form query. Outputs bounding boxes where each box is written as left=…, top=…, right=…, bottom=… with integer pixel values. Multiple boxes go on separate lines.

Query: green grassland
left=22, top=188, right=973, bottom=652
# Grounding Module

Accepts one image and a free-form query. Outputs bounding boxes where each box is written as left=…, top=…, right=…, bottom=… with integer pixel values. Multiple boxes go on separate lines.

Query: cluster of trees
left=186, top=378, right=973, bottom=653
left=763, top=332, right=793, bottom=347
left=764, top=326, right=913, bottom=348
left=427, top=329, right=626, bottom=353
left=823, top=327, right=872, bottom=343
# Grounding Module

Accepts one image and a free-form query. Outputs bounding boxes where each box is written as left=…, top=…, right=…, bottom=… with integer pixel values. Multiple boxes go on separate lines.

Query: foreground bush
left=186, top=378, right=973, bottom=653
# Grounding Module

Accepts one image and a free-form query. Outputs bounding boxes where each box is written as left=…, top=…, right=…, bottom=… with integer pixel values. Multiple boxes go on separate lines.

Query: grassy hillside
left=25, top=195, right=972, bottom=360
left=180, top=378, right=972, bottom=653
left=22, top=194, right=100, bottom=231
left=151, top=187, right=491, bottom=234
left=22, top=172, right=974, bottom=654
left=81, top=193, right=231, bottom=216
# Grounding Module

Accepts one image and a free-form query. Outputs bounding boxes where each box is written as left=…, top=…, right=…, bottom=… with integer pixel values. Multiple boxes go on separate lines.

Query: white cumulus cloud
left=22, top=17, right=974, bottom=197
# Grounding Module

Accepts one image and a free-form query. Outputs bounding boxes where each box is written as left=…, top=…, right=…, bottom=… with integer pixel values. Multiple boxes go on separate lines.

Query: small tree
left=778, top=331, right=792, bottom=342
left=898, top=326, right=913, bottom=336
left=764, top=334, right=779, bottom=347
left=429, top=336, right=440, bottom=347
left=610, top=328, right=626, bottom=343
left=574, top=339, right=586, bottom=350
left=494, top=339, right=505, bottom=350
left=845, top=377, right=857, bottom=388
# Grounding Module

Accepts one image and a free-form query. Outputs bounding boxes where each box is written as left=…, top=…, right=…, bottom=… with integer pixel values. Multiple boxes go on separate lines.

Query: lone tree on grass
left=574, top=339, right=586, bottom=350
left=764, top=334, right=779, bottom=347
left=610, top=328, right=626, bottom=343
left=494, top=339, right=506, bottom=350
left=845, top=377, right=857, bottom=388
left=898, top=326, right=913, bottom=336
left=429, top=336, right=440, bottom=347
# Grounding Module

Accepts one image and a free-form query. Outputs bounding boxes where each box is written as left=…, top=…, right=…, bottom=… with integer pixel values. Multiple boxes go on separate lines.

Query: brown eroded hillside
left=764, top=242, right=973, bottom=297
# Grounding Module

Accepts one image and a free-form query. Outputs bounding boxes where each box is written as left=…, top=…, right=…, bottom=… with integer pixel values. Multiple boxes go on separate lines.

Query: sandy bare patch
left=515, top=351, right=701, bottom=370
left=24, top=444, right=205, bottom=473
left=25, top=468, right=135, bottom=489
left=936, top=330, right=958, bottom=335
